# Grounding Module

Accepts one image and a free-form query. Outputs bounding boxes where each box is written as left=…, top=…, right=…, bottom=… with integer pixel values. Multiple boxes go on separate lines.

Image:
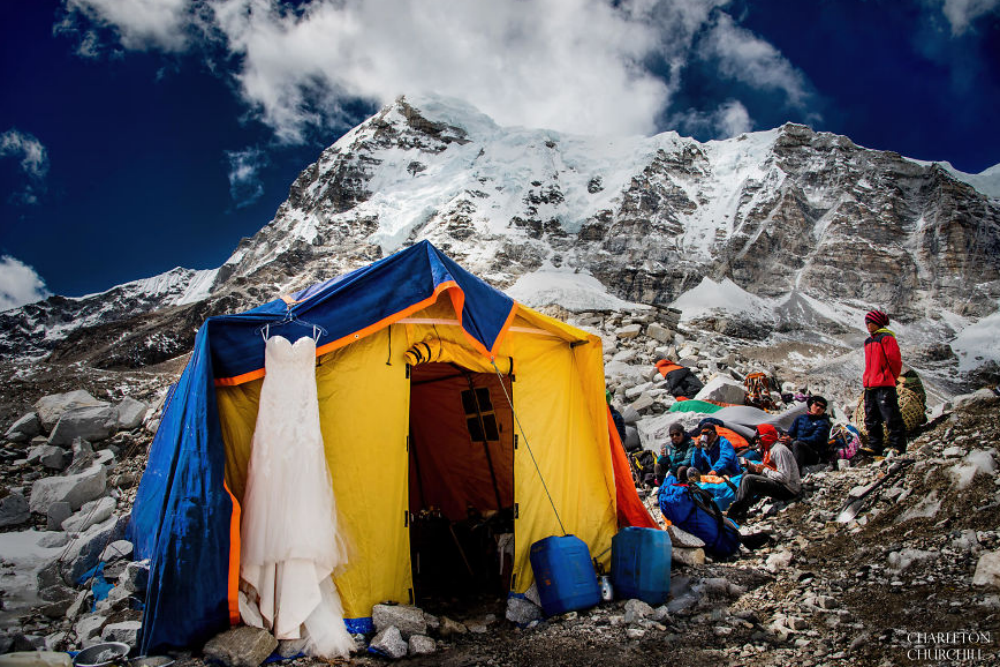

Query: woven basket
left=852, top=383, right=925, bottom=443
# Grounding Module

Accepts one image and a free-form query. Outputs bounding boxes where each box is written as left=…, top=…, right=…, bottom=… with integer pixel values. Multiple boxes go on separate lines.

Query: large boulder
left=101, top=621, right=141, bottom=647
left=0, top=493, right=30, bottom=528
left=29, top=463, right=107, bottom=514
left=972, top=550, right=1000, bottom=590
left=115, top=398, right=147, bottom=431
left=48, top=407, right=118, bottom=447
left=693, top=376, right=746, bottom=405
left=203, top=626, right=278, bottom=667
left=5, top=413, right=41, bottom=443
left=34, top=391, right=108, bottom=433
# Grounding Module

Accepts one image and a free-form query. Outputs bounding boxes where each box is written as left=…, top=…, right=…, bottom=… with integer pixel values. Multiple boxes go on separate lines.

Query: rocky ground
left=1, top=311, right=998, bottom=666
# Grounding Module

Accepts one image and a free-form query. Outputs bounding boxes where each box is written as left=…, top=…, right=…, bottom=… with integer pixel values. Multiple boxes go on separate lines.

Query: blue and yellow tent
left=129, top=240, right=653, bottom=653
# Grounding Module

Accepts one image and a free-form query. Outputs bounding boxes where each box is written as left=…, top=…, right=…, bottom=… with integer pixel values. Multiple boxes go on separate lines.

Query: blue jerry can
left=610, top=526, right=672, bottom=605
left=529, top=535, right=601, bottom=616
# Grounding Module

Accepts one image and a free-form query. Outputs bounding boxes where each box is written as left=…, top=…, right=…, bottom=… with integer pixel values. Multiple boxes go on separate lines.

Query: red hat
left=756, top=423, right=779, bottom=450
left=865, top=310, right=889, bottom=328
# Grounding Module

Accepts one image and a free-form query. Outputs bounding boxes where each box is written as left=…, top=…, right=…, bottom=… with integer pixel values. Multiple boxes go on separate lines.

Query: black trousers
left=727, top=474, right=797, bottom=522
left=792, top=440, right=827, bottom=470
left=864, top=386, right=907, bottom=453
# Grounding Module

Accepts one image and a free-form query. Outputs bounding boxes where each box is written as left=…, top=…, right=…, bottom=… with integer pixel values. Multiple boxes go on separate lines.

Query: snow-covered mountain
left=2, top=95, right=999, bottom=372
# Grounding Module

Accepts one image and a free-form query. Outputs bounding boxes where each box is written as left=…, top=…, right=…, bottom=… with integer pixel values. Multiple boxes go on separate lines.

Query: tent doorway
left=408, top=362, right=515, bottom=607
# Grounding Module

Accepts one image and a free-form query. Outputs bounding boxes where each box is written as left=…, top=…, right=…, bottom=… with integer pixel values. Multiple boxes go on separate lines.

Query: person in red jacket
left=862, top=309, right=906, bottom=455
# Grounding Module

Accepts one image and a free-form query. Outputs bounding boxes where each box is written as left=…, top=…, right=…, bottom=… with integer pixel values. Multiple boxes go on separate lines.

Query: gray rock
left=672, top=547, right=706, bottom=566
left=101, top=621, right=141, bottom=647
left=668, top=525, right=706, bottom=548
left=6, top=412, right=41, bottom=442
left=37, top=559, right=68, bottom=590
left=74, top=614, right=107, bottom=646
left=438, top=616, right=467, bottom=637
left=61, top=515, right=128, bottom=584
left=119, top=560, right=149, bottom=593
left=39, top=446, right=69, bottom=471
left=616, top=324, right=642, bottom=339
left=276, top=638, right=308, bottom=658
left=372, top=604, right=427, bottom=639
left=422, top=611, right=440, bottom=631
left=203, top=626, right=278, bottom=667
left=407, top=635, right=436, bottom=655
left=37, top=531, right=70, bottom=548
left=646, top=323, right=674, bottom=344
left=115, top=398, right=147, bottom=431
left=627, top=628, right=646, bottom=639
left=62, top=497, right=116, bottom=533
left=972, top=550, right=1000, bottom=589
left=623, top=599, right=654, bottom=624
left=0, top=492, right=30, bottom=528
left=35, top=391, right=109, bottom=433
left=39, top=584, right=75, bottom=603
left=506, top=597, right=543, bottom=625
left=47, top=502, right=73, bottom=531
left=100, top=539, right=133, bottom=562
left=693, top=376, right=746, bottom=405
left=30, top=462, right=107, bottom=514
left=40, top=596, right=74, bottom=620
left=766, top=551, right=794, bottom=573
left=651, top=605, right=671, bottom=623
left=66, top=590, right=92, bottom=621
left=370, top=627, right=408, bottom=659
left=49, top=406, right=118, bottom=447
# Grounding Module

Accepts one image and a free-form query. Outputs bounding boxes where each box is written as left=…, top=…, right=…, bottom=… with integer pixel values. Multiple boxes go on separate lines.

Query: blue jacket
left=690, top=436, right=740, bottom=477
left=787, top=413, right=832, bottom=450
left=657, top=474, right=741, bottom=558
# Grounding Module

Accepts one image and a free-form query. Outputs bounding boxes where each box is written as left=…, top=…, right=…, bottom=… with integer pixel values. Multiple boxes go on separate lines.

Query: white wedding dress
left=240, top=335, right=354, bottom=659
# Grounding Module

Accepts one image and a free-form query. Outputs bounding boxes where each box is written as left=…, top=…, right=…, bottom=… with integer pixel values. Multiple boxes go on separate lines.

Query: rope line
left=490, top=359, right=566, bottom=536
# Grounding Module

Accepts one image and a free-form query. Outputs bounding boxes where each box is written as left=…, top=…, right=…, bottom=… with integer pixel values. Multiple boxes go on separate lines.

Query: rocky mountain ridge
left=2, top=95, right=998, bottom=374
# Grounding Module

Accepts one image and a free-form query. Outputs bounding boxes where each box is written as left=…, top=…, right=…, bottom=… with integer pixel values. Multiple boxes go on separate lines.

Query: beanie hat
left=756, top=423, right=779, bottom=450
left=668, top=423, right=685, bottom=436
left=865, top=309, right=889, bottom=328
left=807, top=395, right=828, bottom=409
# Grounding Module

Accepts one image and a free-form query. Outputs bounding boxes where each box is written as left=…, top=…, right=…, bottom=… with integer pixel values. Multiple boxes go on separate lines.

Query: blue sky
left=1, top=0, right=998, bottom=308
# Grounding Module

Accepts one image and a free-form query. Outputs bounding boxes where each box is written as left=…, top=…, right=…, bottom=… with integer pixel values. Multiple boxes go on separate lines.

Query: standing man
left=862, top=309, right=906, bottom=455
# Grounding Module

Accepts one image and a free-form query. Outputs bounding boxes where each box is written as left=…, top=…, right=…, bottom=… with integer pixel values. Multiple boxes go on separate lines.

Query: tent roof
left=209, top=240, right=518, bottom=385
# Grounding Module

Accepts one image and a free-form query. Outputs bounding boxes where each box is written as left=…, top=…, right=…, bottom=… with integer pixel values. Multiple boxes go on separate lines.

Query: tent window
left=462, top=388, right=500, bottom=442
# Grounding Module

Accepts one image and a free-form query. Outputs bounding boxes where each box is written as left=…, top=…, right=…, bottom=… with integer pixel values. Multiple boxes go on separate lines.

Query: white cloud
left=225, top=146, right=268, bottom=207
left=62, top=0, right=194, bottom=52
left=56, top=0, right=816, bottom=141
left=0, top=256, right=51, bottom=312
left=937, top=0, right=1000, bottom=35
left=1, top=129, right=50, bottom=205
left=671, top=99, right=752, bottom=139
left=698, top=12, right=810, bottom=109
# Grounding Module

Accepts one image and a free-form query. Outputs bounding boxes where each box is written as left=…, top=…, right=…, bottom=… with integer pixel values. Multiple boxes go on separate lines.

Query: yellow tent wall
left=215, top=297, right=618, bottom=622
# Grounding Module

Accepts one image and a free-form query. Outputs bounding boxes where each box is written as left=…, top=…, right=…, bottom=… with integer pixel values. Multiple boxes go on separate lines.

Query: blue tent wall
left=129, top=327, right=234, bottom=654
left=128, top=241, right=516, bottom=652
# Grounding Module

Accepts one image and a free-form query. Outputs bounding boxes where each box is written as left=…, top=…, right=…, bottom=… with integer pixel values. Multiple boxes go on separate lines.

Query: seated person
left=783, top=395, right=833, bottom=470
left=690, top=423, right=741, bottom=478
left=654, top=422, right=695, bottom=484
left=726, top=424, right=801, bottom=523
left=687, top=468, right=740, bottom=512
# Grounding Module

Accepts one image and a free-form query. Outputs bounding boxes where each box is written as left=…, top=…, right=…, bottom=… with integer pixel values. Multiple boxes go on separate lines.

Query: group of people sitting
left=650, top=395, right=836, bottom=558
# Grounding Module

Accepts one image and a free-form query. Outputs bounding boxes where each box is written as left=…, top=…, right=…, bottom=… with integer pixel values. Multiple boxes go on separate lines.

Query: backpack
left=658, top=479, right=741, bottom=558
left=744, top=372, right=779, bottom=411
left=829, top=424, right=861, bottom=460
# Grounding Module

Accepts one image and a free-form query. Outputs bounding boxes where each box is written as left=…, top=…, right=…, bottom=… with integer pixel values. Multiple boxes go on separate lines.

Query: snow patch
left=951, top=305, right=1000, bottom=371
left=505, top=264, right=648, bottom=313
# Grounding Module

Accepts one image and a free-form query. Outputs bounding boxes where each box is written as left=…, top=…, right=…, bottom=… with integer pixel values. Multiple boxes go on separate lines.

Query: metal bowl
left=127, top=657, right=175, bottom=667
left=74, top=643, right=131, bottom=667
